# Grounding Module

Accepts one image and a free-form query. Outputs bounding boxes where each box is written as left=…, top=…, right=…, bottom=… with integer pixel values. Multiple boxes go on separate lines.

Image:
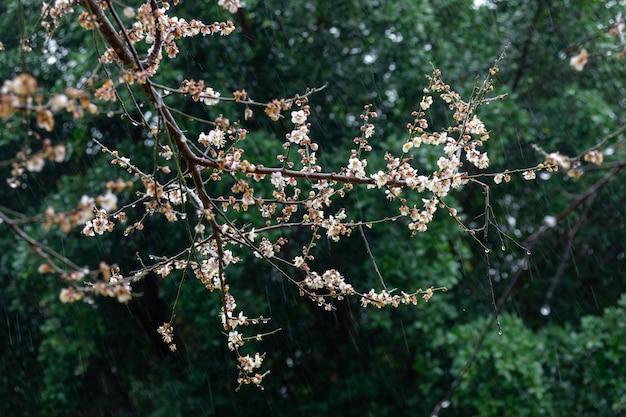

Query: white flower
left=437, top=156, right=451, bottom=170
left=466, top=149, right=489, bottom=169
left=347, top=157, right=367, bottom=178
left=82, top=209, right=114, bottom=236
left=289, top=127, right=307, bottom=144
left=570, top=48, right=589, bottom=72
left=546, top=152, right=571, bottom=170
left=166, top=188, right=187, bottom=205
left=385, top=187, right=402, bottom=200
left=114, top=283, right=132, bottom=303
left=466, top=116, right=486, bottom=136
left=59, top=288, right=82, bottom=303
left=293, top=256, right=304, bottom=268
left=369, top=170, right=388, bottom=188
left=53, top=144, right=66, bottom=162
left=123, top=6, right=135, bottom=18
left=201, top=87, right=221, bottom=106
left=218, top=0, right=241, bottom=13
left=291, top=110, right=307, bottom=125
left=584, top=150, right=603, bottom=166
left=25, top=155, right=45, bottom=172
left=96, top=190, right=118, bottom=211
left=522, top=170, right=536, bottom=180
left=116, top=156, right=131, bottom=168
left=199, top=128, right=225, bottom=148
left=227, top=330, right=243, bottom=350
left=271, top=172, right=285, bottom=189
left=209, top=128, right=225, bottom=148
left=364, top=124, right=375, bottom=138
left=254, top=238, right=275, bottom=258
left=49, top=94, right=69, bottom=111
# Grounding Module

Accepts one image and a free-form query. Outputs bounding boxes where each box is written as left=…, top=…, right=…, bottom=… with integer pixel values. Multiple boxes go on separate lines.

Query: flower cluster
left=1, top=74, right=97, bottom=187
left=301, top=269, right=355, bottom=299
left=157, top=323, right=177, bottom=352
left=82, top=209, right=115, bottom=236
left=5, top=0, right=581, bottom=391
left=58, top=264, right=132, bottom=305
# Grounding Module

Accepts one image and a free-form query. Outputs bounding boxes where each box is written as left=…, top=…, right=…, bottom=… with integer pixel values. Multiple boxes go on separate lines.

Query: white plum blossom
left=288, top=126, right=308, bottom=144
left=523, top=170, right=536, bottom=180
left=420, top=95, right=433, bottom=110
left=466, top=116, right=487, bottom=136
left=291, top=109, right=307, bottom=125
left=368, top=170, right=388, bottom=188
left=545, top=152, right=571, bottom=170
left=82, top=209, right=114, bottom=236
left=238, top=352, right=264, bottom=373
left=25, top=155, right=45, bottom=172
left=49, top=94, right=69, bottom=111
left=198, top=128, right=225, bottom=148
left=218, top=0, right=242, bottom=14
left=347, top=157, right=367, bottom=178
left=96, top=191, right=118, bottom=212
left=227, top=330, right=243, bottom=350
left=466, top=149, right=489, bottom=169
left=254, top=238, right=275, bottom=258
left=293, top=256, right=305, bottom=268
left=200, top=87, right=220, bottom=106
left=271, top=172, right=285, bottom=189
left=570, top=48, right=589, bottom=71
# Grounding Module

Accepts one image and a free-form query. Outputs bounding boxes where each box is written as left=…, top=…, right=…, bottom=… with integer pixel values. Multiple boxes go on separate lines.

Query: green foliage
left=438, top=294, right=626, bottom=417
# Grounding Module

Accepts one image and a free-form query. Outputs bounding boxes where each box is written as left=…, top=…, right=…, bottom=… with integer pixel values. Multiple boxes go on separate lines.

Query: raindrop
left=526, top=251, right=532, bottom=256
left=558, top=51, right=567, bottom=60
left=540, top=305, right=551, bottom=316
left=484, top=248, right=490, bottom=254
left=501, top=245, right=506, bottom=251
left=498, top=330, right=503, bottom=335
left=440, top=400, right=450, bottom=409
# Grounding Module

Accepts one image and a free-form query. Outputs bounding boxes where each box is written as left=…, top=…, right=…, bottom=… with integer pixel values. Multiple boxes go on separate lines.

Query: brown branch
left=195, top=160, right=411, bottom=188
left=82, top=0, right=135, bottom=67
left=0, top=209, right=89, bottom=275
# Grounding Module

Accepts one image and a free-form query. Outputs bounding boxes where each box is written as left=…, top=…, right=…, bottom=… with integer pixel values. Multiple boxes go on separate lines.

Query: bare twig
left=430, top=154, right=626, bottom=416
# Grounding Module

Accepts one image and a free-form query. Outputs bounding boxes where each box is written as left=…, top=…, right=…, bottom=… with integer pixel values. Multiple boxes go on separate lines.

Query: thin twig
left=358, top=225, right=387, bottom=290
left=430, top=154, right=626, bottom=416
